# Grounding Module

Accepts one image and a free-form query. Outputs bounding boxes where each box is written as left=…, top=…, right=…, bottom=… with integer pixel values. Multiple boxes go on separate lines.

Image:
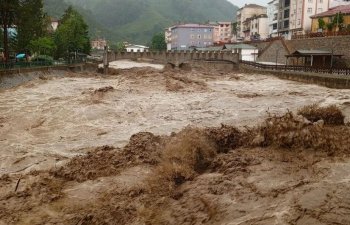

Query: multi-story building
left=165, top=27, right=173, bottom=51
left=236, top=4, right=267, bottom=40
left=274, top=0, right=330, bottom=38
left=242, top=14, right=269, bottom=40
left=211, top=22, right=233, bottom=44
left=330, top=0, right=350, bottom=7
left=91, top=38, right=107, bottom=50
left=267, top=0, right=279, bottom=37
left=289, top=0, right=330, bottom=36
left=169, top=24, right=214, bottom=50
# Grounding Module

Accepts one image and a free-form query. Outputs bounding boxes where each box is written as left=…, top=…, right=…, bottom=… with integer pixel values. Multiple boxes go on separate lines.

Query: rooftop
left=311, top=5, right=350, bottom=18
left=173, top=24, right=215, bottom=29
left=225, top=43, right=257, bottom=50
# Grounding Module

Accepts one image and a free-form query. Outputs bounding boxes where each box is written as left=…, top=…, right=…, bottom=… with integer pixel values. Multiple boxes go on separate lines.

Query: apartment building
left=236, top=4, right=267, bottom=40
left=242, top=14, right=269, bottom=40
left=331, top=0, right=350, bottom=7
left=289, top=0, right=330, bottom=36
left=169, top=24, right=214, bottom=50
left=267, top=0, right=279, bottom=37
left=274, top=0, right=330, bottom=38
left=311, top=4, right=350, bottom=31
left=91, top=38, right=107, bottom=50
left=211, top=22, right=233, bottom=44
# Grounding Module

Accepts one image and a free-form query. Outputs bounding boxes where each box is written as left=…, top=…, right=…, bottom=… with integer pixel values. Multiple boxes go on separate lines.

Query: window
left=318, top=8, right=323, bottom=12
left=285, top=0, right=290, bottom=7
left=284, top=20, right=289, bottom=28
left=273, top=23, right=278, bottom=30
left=307, top=8, right=312, bottom=13
left=197, top=35, right=201, bottom=39
left=308, top=0, right=312, bottom=2
left=298, top=19, right=301, bottom=25
left=284, top=9, right=290, bottom=18
left=320, top=0, right=323, bottom=3
left=204, top=29, right=208, bottom=32
left=190, top=34, right=195, bottom=39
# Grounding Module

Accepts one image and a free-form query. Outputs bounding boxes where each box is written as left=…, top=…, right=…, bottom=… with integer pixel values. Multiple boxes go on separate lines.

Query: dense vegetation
left=43, top=0, right=238, bottom=44
left=1, top=0, right=90, bottom=63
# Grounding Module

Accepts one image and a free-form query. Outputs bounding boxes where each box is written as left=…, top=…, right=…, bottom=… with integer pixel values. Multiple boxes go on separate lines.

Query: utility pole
left=103, top=45, right=109, bottom=75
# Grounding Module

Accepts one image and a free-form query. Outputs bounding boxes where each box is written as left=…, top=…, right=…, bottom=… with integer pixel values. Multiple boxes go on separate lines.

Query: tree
left=110, top=42, right=125, bottom=51
left=333, top=12, right=344, bottom=31
left=54, top=7, right=91, bottom=59
left=29, top=36, right=56, bottom=56
left=16, top=0, right=47, bottom=53
left=0, top=0, right=19, bottom=63
left=318, top=18, right=326, bottom=30
left=150, top=32, right=166, bottom=50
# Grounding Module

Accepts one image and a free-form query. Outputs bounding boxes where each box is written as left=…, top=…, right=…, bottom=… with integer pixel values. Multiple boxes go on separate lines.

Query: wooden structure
left=285, top=49, right=343, bottom=68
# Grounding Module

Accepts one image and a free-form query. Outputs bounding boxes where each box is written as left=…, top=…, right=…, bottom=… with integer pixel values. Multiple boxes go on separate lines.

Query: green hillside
left=44, top=0, right=238, bottom=44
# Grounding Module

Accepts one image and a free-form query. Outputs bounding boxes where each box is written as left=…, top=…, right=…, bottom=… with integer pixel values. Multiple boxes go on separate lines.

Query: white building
left=330, top=0, right=350, bottom=7
left=225, top=43, right=259, bottom=61
left=165, top=27, right=173, bottom=51
left=236, top=4, right=267, bottom=40
left=126, top=45, right=149, bottom=52
left=267, top=0, right=279, bottom=37
left=248, top=14, right=269, bottom=40
left=289, top=0, right=331, bottom=36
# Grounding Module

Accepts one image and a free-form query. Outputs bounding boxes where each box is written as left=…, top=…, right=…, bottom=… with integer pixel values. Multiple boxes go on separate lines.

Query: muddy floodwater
left=0, top=65, right=350, bottom=175
left=1, top=63, right=350, bottom=225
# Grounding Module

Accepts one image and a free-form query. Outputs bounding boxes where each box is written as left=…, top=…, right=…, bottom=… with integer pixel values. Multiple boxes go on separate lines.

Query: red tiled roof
left=311, top=5, right=350, bottom=18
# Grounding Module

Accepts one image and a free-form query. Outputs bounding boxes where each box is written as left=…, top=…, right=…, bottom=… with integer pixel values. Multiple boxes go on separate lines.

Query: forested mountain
left=44, top=0, right=238, bottom=44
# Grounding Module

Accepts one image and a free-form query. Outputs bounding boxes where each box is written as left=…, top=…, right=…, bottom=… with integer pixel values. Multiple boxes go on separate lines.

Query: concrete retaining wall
left=240, top=64, right=350, bottom=89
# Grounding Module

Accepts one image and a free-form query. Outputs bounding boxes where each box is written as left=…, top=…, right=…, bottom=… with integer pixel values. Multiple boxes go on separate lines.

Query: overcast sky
left=227, top=0, right=269, bottom=7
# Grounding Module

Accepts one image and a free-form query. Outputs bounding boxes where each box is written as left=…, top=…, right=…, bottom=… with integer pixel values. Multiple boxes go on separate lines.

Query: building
left=267, top=0, right=279, bottom=37
left=210, top=22, right=233, bottom=44
left=169, top=24, right=214, bottom=50
left=225, top=43, right=259, bottom=61
left=165, top=27, right=173, bottom=51
left=310, top=4, right=350, bottom=32
left=289, top=0, right=330, bottom=36
left=242, top=14, right=269, bottom=40
left=236, top=4, right=267, bottom=40
left=50, top=18, right=59, bottom=32
left=277, top=0, right=291, bottom=38
left=125, top=45, right=149, bottom=52
left=91, top=38, right=108, bottom=50
left=330, top=0, right=350, bottom=7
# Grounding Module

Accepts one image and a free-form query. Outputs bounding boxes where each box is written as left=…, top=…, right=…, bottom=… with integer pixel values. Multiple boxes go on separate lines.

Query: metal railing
left=240, top=60, right=350, bottom=76
left=292, top=31, right=350, bottom=40
left=0, top=59, right=85, bottom=71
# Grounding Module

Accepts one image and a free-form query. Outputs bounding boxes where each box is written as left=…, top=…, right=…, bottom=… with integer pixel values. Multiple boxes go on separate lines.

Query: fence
left=292, top=31, right=350, bottom=40
left=240, top=60, right=350, bottom=76
left=0, top=59, right=85, bottom=71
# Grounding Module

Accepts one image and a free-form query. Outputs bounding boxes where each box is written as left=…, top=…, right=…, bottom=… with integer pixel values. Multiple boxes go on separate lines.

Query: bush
left=297, top=104, right=344, bottom=125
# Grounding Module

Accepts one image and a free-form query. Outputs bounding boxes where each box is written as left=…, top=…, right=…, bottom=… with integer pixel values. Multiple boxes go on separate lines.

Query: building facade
left=243, top=14, right=269, bottom=40
left=310, top=4, right=350, bottom=31
left=211, top=22, right=233, bottom=44
left=236, top=4, right=267, bottom=40
left=169, top=24, right=214, bottom=50
left=91, top=38, right=107, bottom=50
left=267, top=0, right=279, bottom=37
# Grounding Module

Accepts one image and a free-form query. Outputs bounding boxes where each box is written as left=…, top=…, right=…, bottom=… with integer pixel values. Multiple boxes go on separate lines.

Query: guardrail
left=292, top=31, right=350, bottom=40
left=240, top=60, right=350, bottom=76
left=0, top=59, right=85, bottom=71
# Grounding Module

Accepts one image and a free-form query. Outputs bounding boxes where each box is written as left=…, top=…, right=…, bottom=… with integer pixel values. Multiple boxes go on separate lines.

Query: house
left=91, top=38, right=108, bottom=50
left=50, top=18, right=59, bottom=32
left=125, top=45, right=149, bottom=52
left=210, top=22, right=233, bottom=44
left=236, top=4, right=267, bottom=41
left=242, top=14, right=269, bottom=41
left=310, top=4, right=350, bottom=32
left=225, top=43, right=259, bottom=61
left=168, top=24, right=215, bottom=50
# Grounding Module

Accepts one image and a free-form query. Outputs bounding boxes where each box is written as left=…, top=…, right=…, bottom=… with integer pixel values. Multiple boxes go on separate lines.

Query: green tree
left=318, top=18, right=326, bottom=30
left=54, top=7, right=91, bottom=59
left=0, top=0, right=19, bottom=63
left=150, top=32, right=166, bottom=50
left=110, top=42, right=125, bottom=51
left=16, top=0, right=47, bottom=53
left=29, top=36, right=56, bottom=56
left=333, top=12, right=344, bottom=31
